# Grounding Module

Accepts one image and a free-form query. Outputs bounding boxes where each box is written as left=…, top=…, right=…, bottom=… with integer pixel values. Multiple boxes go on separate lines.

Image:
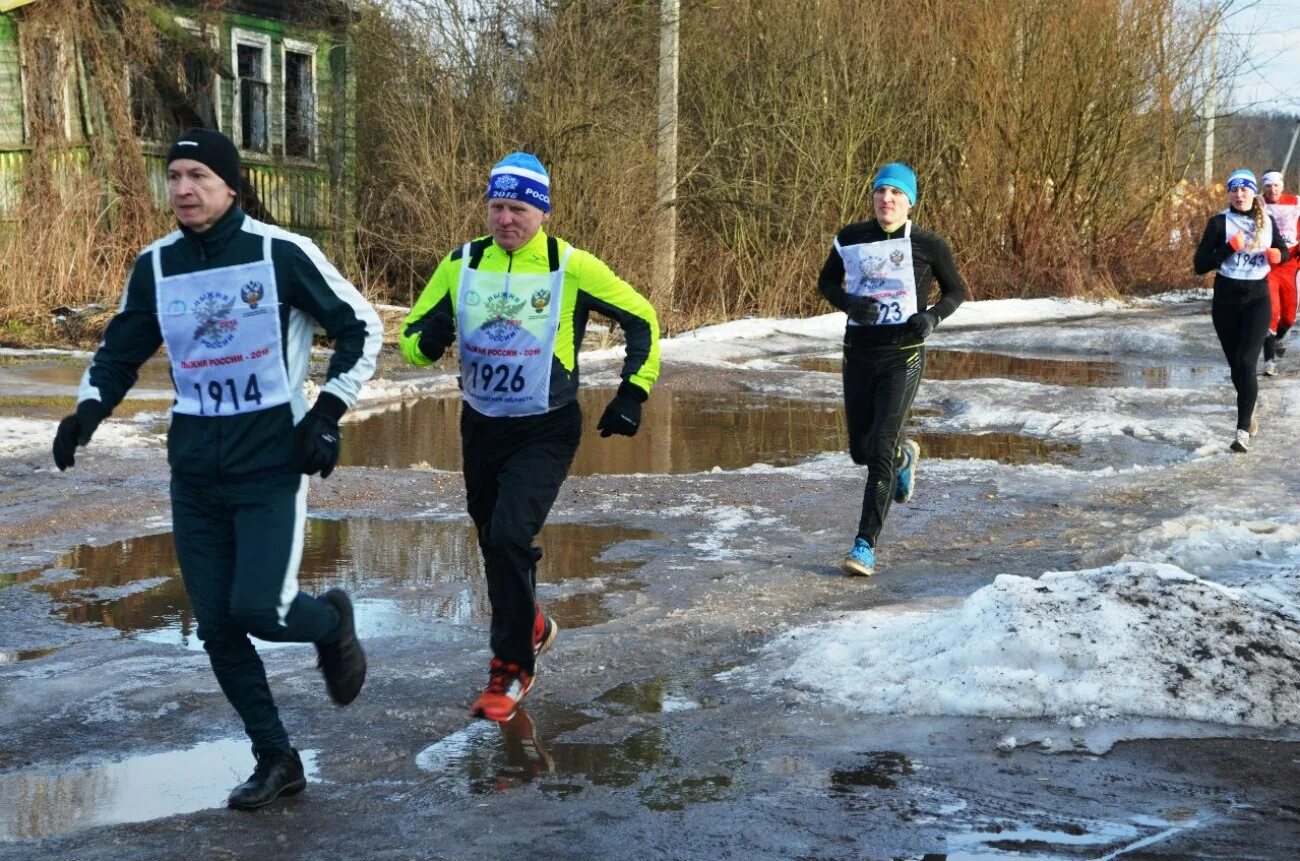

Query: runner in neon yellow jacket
left=400, top=152, right=660, bottom=723
left=399, top=229, right=660, bottom=407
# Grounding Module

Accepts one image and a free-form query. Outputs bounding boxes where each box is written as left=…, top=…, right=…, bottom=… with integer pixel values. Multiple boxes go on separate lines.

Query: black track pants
left=1212, top=294, right=1271, bottom=431
left=171, top=474, right=339, bottom=752
left=842, top=346, right=925, bottom=547
left=462, top=401, right=582, bottom=673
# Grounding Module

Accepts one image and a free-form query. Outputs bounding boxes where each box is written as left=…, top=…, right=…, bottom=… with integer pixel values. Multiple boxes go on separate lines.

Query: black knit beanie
left=167, top=128, right=241, bottom=192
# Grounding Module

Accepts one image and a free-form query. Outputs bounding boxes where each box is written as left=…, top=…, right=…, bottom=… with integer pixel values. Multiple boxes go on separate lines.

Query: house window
left=232, top=31, right=271, bottom=153
left=129, top=21, right=219, bottom=141
left=283, top=42, right=316, bottom=160
left=129, top=66, right=171, bottom=141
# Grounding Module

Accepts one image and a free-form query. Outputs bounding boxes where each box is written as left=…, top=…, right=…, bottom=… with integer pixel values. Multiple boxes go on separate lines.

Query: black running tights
left=842, top=346, right=924, bottom=547
left=1212, top=294, right=1271, bottom=431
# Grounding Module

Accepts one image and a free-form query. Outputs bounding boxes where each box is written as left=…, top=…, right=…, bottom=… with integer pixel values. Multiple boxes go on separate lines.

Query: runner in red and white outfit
left=1260, top=170, right=1298, bottom=375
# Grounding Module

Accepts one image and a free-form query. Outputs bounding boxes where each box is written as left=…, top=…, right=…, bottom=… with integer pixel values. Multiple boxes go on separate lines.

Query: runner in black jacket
left=818, top=162, right=966, bottom=576
left=51, top=129, right=382, bottom=810
left=1193, top=168, right=1288, bottom=453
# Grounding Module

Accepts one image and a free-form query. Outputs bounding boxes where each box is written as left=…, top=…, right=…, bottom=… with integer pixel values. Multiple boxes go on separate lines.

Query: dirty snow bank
left=735, top=511, right=1300, bottom=728
left=0, top=417, right=161, bottom=459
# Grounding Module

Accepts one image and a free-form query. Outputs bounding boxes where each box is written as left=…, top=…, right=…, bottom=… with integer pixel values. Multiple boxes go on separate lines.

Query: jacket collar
left=179, top=205, right=246, bottom=257
left=493, top=227, right=549, bottom=258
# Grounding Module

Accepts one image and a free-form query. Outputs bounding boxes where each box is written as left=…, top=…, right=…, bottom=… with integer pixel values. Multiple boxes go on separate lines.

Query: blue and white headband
left=487, top=152, right=551, bottom=213
left=1227, top=169, right=1258, bottom=193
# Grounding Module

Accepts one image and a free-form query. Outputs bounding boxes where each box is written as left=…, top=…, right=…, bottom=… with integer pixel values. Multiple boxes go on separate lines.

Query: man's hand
left=597, top=382, right=646, bottom=438
left=296, top=393, right=346, bottom=478
left=409, top=311, right=456, bottom=362
left=846, top=296, right=882, bottom=325
left=52, top=400, right=107, bottom=471
left=906, top=310, right=938, bottom=340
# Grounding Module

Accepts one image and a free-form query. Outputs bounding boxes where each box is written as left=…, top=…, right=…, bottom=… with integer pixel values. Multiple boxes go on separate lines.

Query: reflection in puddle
left=0, top=648, right=57, bottom=664
left=829, top=751, right=914, bottom=791
left=0, top=739, right=318, bottom=842
left=20, top=521, right=653, bottom=649
left=0, top=358, right=175, bottom=420
left=597, top=674, right=716, bottom=714
left=341, top=388, right=1076, bottom=473
left=944, top=811, right=1201, bottom=858
left=415, top=706, right=710, bottom=808
left=797, top=350, right=1219, bottom=389
left=913, top=431, right=1078, bottom=465
left=341, top=388, right=848, bottom=474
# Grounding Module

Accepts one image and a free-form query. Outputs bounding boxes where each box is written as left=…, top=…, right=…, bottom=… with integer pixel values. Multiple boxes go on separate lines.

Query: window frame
left=281, top=38, right=318, bottom=162
left=230, top=27, right=273, bottom=155
left=175, top=16, right=222, bottom=133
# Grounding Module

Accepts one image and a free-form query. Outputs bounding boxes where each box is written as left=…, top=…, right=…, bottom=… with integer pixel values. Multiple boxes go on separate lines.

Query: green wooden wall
left=0, top=5, right=353, bottom=254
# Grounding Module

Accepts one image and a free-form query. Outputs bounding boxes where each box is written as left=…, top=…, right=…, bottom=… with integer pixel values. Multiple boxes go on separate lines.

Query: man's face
left=872, top=184, right=912, bottom=228
left=168, top=159, right=236, bottom=232
left=488, top=199, right=549, bottom=251
left=1264, top=181, right=1284, bottom=204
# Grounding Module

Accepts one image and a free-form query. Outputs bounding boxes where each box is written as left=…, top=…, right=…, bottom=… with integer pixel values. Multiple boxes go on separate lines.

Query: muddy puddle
left=339, top=389, right=1080, bottom=473
left=0, top=356, right=175, bottom=421
left=416, top=666, right=735, bottom=809
left=796, top=350, right=1219, bottom=389
left=339, top=388, right=849, bottom=474
left=11, top=520, right=654, bottom=653
left=0, top=739, right=318, bottom=842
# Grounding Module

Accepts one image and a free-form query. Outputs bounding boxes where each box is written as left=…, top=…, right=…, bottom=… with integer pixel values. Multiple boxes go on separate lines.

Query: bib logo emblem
left=166, top=299, right=187, bottom=315
left=482, top=292, right=526, bottom=343
left=890, top=248, right=906, bottom=266
left=530, top=288, right=551, bottom=312
left=465, top=291, right=482, bottom=307
left=192, top=291, right=238, bottom=349
left=240, top=281, right=265, bottom=309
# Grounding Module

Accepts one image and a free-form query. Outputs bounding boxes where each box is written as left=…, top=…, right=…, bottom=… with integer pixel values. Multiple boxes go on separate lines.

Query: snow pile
left=586, top=296, right=1133, bottom=369
left=0, top=417, right=161, bottom=459
left=924, top=377, right=1229, bottom=451
left=740, top=515, right=1300, bottom=728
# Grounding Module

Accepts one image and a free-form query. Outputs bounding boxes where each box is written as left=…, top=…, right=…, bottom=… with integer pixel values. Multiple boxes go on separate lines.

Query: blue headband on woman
left=1227, top=169, right=1258, bottom=193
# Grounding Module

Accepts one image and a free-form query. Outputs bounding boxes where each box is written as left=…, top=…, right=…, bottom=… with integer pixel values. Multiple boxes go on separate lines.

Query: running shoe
left=1276, top=339, right=1288, bottom=358
left=470, top=658, right=534, bottom=722
left=1263, top=360, right=1279, bottom=377
left=1230, top=429, right=1250, bottom=453
left=533, top=608, right=558, bottom=661
left=894, top=439, right=921, bottom=504
left=841, top=538, right=876, bottom=577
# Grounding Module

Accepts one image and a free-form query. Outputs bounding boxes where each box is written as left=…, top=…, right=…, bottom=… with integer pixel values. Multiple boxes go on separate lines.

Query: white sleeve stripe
left=241, top=219, right=381, bottom=409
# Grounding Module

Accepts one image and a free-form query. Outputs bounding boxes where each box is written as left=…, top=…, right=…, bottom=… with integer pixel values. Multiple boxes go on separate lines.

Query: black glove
left=906, top=310, right=938, bottom=340
left=597, top=382, right=646, bottom=438
left=296, top=393, right=346, bottom=478
left=52, top=400, right=107, bottom=471
left=409, top=311, right=456, bottom=362
left=846, top=296, right=882, bottom=325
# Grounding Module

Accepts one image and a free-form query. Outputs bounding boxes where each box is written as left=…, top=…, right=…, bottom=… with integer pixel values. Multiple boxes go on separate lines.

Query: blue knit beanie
left=1227, top=169, right=1258, bottom=193
left=871, top=162, right=918, bottom=205
left=487, top=152, right=551, bottom=212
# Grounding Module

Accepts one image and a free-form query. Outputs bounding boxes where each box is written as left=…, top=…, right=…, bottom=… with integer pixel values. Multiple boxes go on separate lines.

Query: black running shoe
left=227, top=746, right=306, bottom=810
left=315, top=589, right=366, bottom=706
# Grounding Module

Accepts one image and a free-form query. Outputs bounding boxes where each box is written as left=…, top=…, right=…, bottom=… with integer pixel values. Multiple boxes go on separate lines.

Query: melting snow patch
left=738, top=559, right=1300, bottom=727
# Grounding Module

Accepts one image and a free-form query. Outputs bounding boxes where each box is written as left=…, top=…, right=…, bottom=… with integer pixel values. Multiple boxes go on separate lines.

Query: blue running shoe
left=841, top=538, right=875, bottom=577
left=894, top=439, right=921, bottom=504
